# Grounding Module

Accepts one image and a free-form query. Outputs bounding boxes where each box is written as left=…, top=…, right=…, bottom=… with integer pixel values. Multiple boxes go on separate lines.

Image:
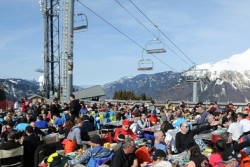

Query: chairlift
left=146, top=39, right=166, bottom=54
left=26, top=86, right=34, bottom=96
left=74, top=13, right=88, bottom=32
left=173, top=83, right=185, bottom=90
left=173, top=74, right=185, bottom=90
left=137, top=50, right=153, bottom=71
left=146, top=27, right=166, bottom=54
left=137, top=59, right=153, bottom=71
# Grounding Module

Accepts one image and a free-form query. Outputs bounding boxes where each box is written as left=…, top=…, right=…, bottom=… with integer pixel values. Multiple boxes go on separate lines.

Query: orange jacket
left=135, top=145, right=153, bottom=165
left=149, top=115, right=158, bottom=126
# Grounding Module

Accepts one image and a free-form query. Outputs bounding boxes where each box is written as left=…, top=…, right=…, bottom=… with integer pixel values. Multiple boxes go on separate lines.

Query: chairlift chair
left=74, top=13, right=88, bottom=31
left=26, top=89, right=34, bottom=96
left=146, top=38, right=166, bottom=54
left=137, top=50, right=154, bottom=71
left=26, top=85, right=34, bottom=96
left=173, top=83, right=185, bottom=90
left=137, top=59, right=153, bottom=71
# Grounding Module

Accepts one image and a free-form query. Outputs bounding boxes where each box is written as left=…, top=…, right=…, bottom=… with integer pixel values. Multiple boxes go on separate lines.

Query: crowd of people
left=1, top=96, right=250, bottom=167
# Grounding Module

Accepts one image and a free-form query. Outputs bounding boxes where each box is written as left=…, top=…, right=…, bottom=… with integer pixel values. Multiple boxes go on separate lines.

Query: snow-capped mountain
left=102, top=71, right=178, bottom=99
left=2, top=49, right=250, bottom=102
left=0, top=78, right=40, bottom=101
left=103, top=48, right=250, bottom=102
left=195, top=49, right=250, bottom=89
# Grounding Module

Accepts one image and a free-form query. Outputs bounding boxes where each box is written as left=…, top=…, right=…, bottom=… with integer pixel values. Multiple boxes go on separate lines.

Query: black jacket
left=110, top=147, right=136, bottom=167
left=0, top=140, right=21, bottom=150
left=69, top=99, right=81, bottom=117
left=226, top=141, right=250, bottom=152
left=0, top=140, right=21, bottom=166
left=50, top=104, right=60, bottom=117
left=175, top=125, right=212, bottom=153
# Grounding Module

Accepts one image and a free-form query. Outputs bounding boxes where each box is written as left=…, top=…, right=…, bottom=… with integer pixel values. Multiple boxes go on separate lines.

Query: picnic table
left=143, top=125, right=161, bottom=132
left=194, top=133, right=212, bottom=141
left=105, top=121, right=122, bottom=127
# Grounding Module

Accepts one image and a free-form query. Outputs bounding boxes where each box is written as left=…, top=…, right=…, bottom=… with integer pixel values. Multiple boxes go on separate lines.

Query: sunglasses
left=124, top=126, right=129, bottom=128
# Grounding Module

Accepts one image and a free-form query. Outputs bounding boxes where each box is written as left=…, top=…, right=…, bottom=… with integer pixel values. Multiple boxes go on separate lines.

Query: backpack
left=47, top=152, right=62, bottom=167
left=87, top=153, right=114, bottom=167
left=241, top=156, right=250, bottom=167
left=87, top=157, right=100, bottom=167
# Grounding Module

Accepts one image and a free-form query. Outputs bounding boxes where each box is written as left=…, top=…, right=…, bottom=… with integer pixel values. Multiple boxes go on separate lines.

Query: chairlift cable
left=77, top=0, right=178, bottom=72
left=76, top=0, right=142, bottom=51
left=115, top=0, right=190, bottom=66
left=115, top=0, right=155, bottom=38
left=129, top=0, right=196, bottom=66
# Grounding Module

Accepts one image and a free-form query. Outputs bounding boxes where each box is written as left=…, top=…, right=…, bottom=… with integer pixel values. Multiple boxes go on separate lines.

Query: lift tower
left=39, top=0, right=60, bottom=99
left=180, top=66, right=210, bottom=102
left=60, top=0, right=75, bottom=102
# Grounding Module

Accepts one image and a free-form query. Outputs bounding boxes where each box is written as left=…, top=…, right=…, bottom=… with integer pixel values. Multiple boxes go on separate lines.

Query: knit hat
left=122, top=120, right=130, bottom=126
left=222, top=148, right=238, bottom=162
left=90, top=135, right=102, bottom=145
left=117, top=134, right=125, bottom=142
left=152, top=149, right=166, bottom=160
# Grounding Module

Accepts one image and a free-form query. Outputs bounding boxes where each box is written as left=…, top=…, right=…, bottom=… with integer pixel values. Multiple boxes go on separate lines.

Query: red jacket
left=114, top=127, right=137, bottom=142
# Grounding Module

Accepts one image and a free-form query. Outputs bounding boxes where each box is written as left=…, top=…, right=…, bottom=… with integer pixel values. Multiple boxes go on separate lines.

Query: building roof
left=73, top=85, right=105, bottom=99
left=27, top=94, right=45, bottom=100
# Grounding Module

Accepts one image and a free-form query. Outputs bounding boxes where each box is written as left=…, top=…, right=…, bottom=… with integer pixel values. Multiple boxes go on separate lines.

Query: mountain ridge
left=102, top=48, right=250, bottom=102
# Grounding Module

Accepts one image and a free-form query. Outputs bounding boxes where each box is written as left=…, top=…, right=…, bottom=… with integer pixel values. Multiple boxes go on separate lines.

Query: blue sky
left=1, top=0, right=250, bottom=85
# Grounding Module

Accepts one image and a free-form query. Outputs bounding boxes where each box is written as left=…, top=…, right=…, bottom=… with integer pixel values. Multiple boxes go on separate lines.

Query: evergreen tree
left=122, top=90, right=127, bottom=100
left=117, top=90, right=122, bottom=99
left=140, top=93, right=147, bottom=100
left=0, top=89, right=6, bottom=101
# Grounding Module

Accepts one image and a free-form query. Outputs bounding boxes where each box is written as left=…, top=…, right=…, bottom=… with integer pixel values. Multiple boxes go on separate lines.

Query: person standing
left=69, top=94, right=81, bottom=123
left=33, top=101, right=41, bottom=118
left=50, top=98, right=60, bottom=118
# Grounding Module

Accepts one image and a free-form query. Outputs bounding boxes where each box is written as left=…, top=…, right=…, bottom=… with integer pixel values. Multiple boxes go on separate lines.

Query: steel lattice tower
left=40, top=0, right=60, bottom=99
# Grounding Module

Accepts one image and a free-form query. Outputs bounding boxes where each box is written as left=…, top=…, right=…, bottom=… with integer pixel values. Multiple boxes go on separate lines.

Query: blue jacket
left=79, top=108, right=89, bottom=115
left=35, top=120, right=48, bottom=129
left=68, top=145, right=111, bottom=165
left=53, top=118, right=65, bottom=126
left=15, top=123, right=29, bottom=131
